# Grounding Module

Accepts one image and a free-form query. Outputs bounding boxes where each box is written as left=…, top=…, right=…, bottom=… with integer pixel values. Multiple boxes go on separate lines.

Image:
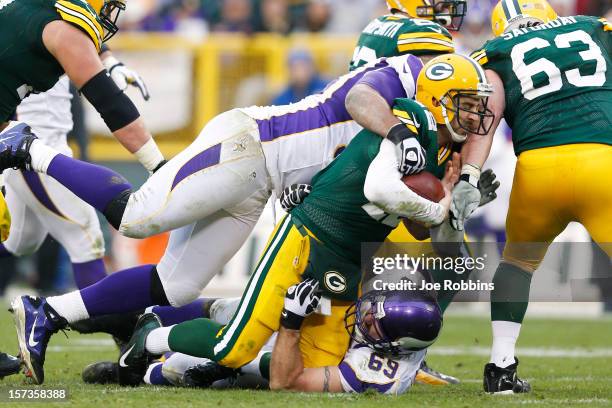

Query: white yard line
left=429, top=346, right=612, bottom=358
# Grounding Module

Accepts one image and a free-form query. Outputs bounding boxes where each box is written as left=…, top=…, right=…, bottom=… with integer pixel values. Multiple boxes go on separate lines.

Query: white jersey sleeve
left=338, top=342, right=426, bottom=395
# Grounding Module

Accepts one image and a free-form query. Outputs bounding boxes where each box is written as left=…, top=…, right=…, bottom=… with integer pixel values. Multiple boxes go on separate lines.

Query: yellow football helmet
left=89, top=0, right=126, bottom=41
left=491, top=0, right=558, bottom=37
left=386, top=0, right=467, bottom=30
left=416, top=54, right=495, bottom=143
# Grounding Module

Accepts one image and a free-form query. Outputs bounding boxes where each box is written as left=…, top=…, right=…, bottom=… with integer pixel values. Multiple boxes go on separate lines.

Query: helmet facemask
left=100, top=0, right=126, bottom=42
left=439, top=87, right=494, bottom=143
left=345, top=295, right=411, bottom=357
left=416, top=0, right=467, bottom=30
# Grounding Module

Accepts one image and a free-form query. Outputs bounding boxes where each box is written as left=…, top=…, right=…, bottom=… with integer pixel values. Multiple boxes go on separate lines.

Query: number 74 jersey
left=338, top=342, right=427, bottom=395
left=470, top=15, right=612, bottom=156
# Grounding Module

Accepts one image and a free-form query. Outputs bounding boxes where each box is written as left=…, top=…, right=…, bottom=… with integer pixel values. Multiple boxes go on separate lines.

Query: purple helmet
left=345, top=290, right=442, bottom=356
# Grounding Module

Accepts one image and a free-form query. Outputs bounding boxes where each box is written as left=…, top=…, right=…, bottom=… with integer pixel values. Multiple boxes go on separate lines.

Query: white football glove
left=280, top=279, right=321, bottom=330
left=386, top=124, right=426, bottom=176
left=397, top=138, right=427, bottom=176
left=103, top=56, right=150, bottom=101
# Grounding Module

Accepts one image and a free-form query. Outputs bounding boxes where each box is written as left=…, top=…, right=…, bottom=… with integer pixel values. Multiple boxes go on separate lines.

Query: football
left=401, top=171, right=445, bottom=202
left=401, top=171, right=444, bottom=240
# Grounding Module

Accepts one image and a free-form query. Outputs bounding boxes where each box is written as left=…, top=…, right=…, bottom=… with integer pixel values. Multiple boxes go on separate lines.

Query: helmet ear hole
left=431, top=97, right=441, bottom=107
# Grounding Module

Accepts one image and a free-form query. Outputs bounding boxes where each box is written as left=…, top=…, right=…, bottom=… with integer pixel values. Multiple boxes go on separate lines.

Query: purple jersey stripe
left=257, top=60, right=391, bottom=142
left=339, top=361, right=394, bottom=394
left=22, top=171, right=64, bottom=218
left=171, top=143, right=222, bottom=191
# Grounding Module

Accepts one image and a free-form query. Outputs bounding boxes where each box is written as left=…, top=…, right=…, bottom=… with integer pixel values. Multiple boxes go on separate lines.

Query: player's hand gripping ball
left=401, top=171, right=444, bottom=240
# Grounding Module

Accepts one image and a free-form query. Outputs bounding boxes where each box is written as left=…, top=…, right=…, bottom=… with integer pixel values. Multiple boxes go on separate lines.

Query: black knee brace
left=103, top=189, right=132, bottom=230
left=150, top=265, right=170, bottom=306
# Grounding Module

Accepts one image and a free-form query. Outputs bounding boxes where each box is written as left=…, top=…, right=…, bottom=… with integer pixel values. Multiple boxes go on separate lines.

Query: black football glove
left=280, top=278, right=321, bottom=330
left=478, top=169, right=500, bottom=207
left=280, top=183, right=312, bottom=212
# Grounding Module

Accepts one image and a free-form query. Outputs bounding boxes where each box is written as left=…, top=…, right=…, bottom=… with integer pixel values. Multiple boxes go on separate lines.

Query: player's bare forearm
left=269, top=327, right=304, bottom=390
left=345, top=84, right=400, bottom=138
left=289, top=366, right=344, bottom=393
left=112, top=119, right=155, bottom=154
left=461, top=69, right=506, bottom=168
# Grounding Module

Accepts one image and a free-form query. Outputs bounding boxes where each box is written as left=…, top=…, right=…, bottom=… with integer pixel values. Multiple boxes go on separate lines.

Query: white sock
left=47, top=291, right=89, bottom=324
left=240, top=349, right=268, bottom=377
left=145, top=326, right=174, bottom=354
left=29, top=139, right=60, bottom=173
left=490, top=320, right=522, bottom=368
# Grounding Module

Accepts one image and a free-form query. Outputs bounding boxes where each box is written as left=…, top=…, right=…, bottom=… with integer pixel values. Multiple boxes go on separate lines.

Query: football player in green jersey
left=116, top=54, right=496, bottom=387
left=0, top=0, right=164, bottom=172
left=350, top=0, right=465, bottom=71
left=457, top=0, right=612, bottom=394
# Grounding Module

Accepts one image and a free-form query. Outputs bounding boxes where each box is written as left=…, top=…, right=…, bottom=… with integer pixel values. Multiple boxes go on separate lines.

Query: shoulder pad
left=54, top=0, right=103, bottom=51
left=599, top=17, right=612, bottom=32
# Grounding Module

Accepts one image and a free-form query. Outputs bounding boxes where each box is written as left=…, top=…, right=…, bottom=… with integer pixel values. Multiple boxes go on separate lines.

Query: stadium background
left=1, top=0, right=610, bottom=315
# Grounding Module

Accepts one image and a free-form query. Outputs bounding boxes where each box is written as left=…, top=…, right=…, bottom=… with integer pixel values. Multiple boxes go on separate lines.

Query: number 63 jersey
left=338, top=342, right=426, bottom=395
left=470, top=15, right=612, bottom=156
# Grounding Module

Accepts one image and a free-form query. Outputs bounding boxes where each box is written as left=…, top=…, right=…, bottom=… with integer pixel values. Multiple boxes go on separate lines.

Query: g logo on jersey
left=324, top=271, right=347, bottom=293
left=425, top=62, right=454, bottom=81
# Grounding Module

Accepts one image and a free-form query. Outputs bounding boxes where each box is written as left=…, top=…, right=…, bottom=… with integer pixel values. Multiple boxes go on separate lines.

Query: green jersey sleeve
left=53, top=0, right=104, bottom=51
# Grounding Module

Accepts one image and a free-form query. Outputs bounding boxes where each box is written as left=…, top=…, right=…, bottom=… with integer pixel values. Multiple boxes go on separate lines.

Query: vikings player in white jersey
left=0, top=52, right=148, bottom=289
left=83, top=290, right=439, bottom=396
left=0, top=53, right=424, bottom=384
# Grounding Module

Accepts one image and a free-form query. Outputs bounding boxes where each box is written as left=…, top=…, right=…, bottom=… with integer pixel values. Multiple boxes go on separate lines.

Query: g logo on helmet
left=425, top=62, right=454, bottom=81
left=324, top=271, right=347, bottom=293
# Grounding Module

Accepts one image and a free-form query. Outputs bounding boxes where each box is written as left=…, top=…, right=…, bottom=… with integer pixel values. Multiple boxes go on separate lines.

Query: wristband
left=386, top=123, right=416, bottom=145
left=280, top=308, right=304, bottom=330
left=460, top=163, right=481, bottom=188
left=134, top=138, right=165, bottom=173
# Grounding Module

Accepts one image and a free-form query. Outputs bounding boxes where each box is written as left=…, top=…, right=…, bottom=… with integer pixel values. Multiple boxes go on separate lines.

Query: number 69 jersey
left=338, top=342, right=426, bottom=395
left=470, top=16, right=612, bottom=156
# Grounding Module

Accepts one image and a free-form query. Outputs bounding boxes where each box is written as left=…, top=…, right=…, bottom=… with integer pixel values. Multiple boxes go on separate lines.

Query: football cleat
left=484, top=358, right=531, bottom=394
left=415, top=360, right=460, bottom=385
left=0, top=352, right=21, bottom=379
left=0, top=122, right=36, bottom=172
left=11, top=296, right=67, bottom=384
left=182, top=361, right=238, bottom=388
left=82, top=361, right=119, bottom=384
left=117, top=313, right=161, bottom=387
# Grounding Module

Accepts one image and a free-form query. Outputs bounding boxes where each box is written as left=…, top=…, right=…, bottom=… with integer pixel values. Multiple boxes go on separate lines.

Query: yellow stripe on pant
left=214, top=215, right=351, bottom=368
left=0, top=192, right=10, bottom=242
left=504, top=143, right=612, bottom=270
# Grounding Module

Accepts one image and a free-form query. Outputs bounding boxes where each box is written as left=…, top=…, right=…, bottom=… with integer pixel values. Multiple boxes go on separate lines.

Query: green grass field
left=0, top=306, right=611, bottom=407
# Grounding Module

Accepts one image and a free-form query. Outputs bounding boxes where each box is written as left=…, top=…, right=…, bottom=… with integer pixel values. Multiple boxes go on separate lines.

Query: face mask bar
left=416, top=1, right=467, bottom=30
left=344, top=297, right=407, bottom=357
left=442, top=91, right=495, bottom=137
left=100, top=0, right=125, bottom=42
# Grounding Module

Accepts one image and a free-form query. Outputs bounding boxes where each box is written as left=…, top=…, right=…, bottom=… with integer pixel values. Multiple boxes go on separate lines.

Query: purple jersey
left=240, top=54, right=423, bottom=194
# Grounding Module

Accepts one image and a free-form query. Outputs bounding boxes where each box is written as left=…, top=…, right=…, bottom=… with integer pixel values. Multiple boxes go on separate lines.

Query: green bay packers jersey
left=471, top=15, right=612, bottom=155
left=350, top=15, right=455, bottom=71
left=292, top=98, right=449, bottom=264
left=0, top=0, right=103, bottom=122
